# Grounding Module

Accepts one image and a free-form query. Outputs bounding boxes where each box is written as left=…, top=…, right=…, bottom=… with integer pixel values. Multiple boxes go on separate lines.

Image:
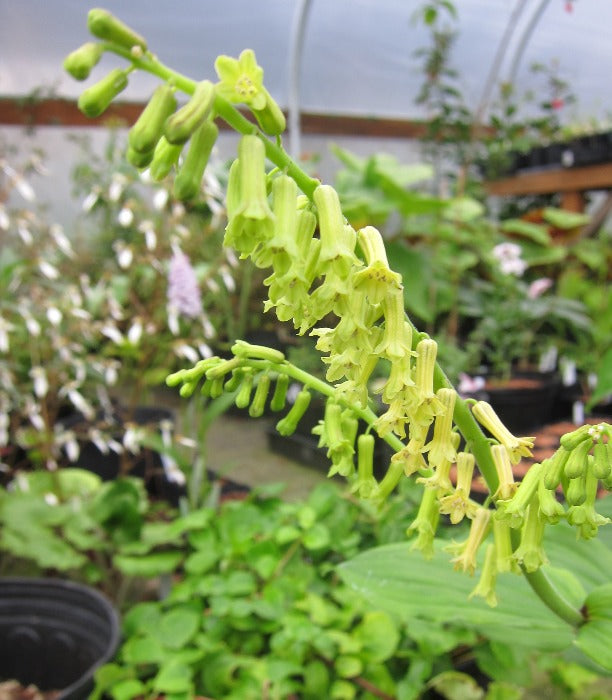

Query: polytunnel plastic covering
left=1, top=0, right=611, bottom=122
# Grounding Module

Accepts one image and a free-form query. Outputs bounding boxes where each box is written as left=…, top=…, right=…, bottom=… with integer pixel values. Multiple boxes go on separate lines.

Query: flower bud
left=129, top=84, right=177, bottom=154
left=270, top=373, right=289, bottom=412
left=276, top=388, right=311, bottom=436
left=63, top=42, right=105, bottom=81
left=231, top=339, right=285, bottom=363
left=126, top=145, right=154, bottom=168
left=87, top=8, right=147, bottom=51
left=313, top=185, right=358, bottom=276
left=542, top=449, right=570, bottom=490
left=164, top=80, right=216, bottom=144
left=564, top=437, right=592, bottom=479
left=78, top=68, right=129, bottom=118
left=249, top=373, right=271, bottom=418
left=251, top=86, right=286, bottom=136
left=173, top=120, right=219, bottom=201
left=448, top=507, right=491, bottom=575
left=513, top=499, right=547, bottom=572
left=149, top=136, right=183, bottom=181
left=537, top=477, right=566, bottom=524
left=235, top=370, right=254, bottom=409
left=566, top=473, right=587, bottom=506
left=223, top=369, right=244, bottom=393
left=592, top=440, right=611, bottom=480
left=559, top=424, right=591, bottom=451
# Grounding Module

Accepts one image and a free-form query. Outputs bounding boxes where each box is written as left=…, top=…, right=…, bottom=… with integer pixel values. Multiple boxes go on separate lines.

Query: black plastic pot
left=0, top=578, right=120, bottom=699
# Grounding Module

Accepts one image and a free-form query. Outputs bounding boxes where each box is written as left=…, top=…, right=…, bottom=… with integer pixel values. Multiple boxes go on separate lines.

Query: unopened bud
left=78, top=68, right=129, bottom=118
left=87, top=8, right=147, bottom=51
left=63, top=42, right=105, bottom=80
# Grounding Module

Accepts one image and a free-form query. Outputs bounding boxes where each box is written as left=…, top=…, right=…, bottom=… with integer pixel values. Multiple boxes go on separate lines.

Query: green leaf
left=109, top=678, right=148, bottom=700
left=122, top=602, right=163, bottom=637
left=443, top=197, right=484, bottom=222
left=386, top=242, right=434, bottom=322
left=338, top=542, right=574, bottom=650
left=587, top=347, right=612, bottom=410
left=576, top=583, right=612, bottom=670
left=303, top=523, right=331, bottom=551
left=121, top=634, right=165, bottom=665
left=113, top=551, right=183, bottom=577
left=335, top=655, right=363, bottom=679
left=159, top=607, right=202, bottom=649
left=154, top=660, right=193, bottom=694
left=542, top=207, right=590, bottom=230
left=500, top=218, right=552, bottom=245
left=354, top=611, right=399, bottom=662
left=427, top=671, right=485, bottom=700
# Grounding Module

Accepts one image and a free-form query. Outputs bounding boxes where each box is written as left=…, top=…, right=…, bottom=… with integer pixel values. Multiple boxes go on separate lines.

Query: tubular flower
left=513, top=498, right=548, bottom=572
left=313, top=185, right=359, bottom=278
left=566, top=468, right=610, bottom=539
left=353, top=226, right=403, bottom=305
left=224, top=136, right=275, bottom=258
left=438, top=451, right=479, bottom=524
left=472, top=401, right=534, bottom=464
left=447, top=507, right=491, bottom=575
left=492, top=516, right=521, bottom=574
left=424, top=388, right=457, bottom=468
left=375, top=290, right=414, bottom=361
left=407, top=487, right=440, bottom=559
left=391, top=421, right=429, bottom=476
left=491, top=444, right=517, bottom=501
left=418, top=431, right=460, bottom=493
left=469, top=544, right=498, bottom=607
left=411, top=339, right=444, bottom=425
left=214, top=49, right=266, bottom=109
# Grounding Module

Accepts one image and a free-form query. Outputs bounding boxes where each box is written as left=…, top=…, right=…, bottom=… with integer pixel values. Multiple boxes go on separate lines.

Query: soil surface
left=0, top=681, right=60, bottom=700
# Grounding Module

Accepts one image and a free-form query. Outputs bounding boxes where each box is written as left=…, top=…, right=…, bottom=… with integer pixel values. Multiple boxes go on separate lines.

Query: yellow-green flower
left=472, top=401, right=534, bottom=465
left=513, top=499, right=548, bottom=572
left=214, top=49, right=266, bottom=109
left=424, top=388, right=457, bottom=468
left=353, top=226, right=402, bottom=304
left=446, top=507, right=491, bottom=575
left=407, top=487, right=440, bottom=559
left=469, top=544, right=498, bottom=607
left=438, top=451, right=478, bottom=524
left=491, top=444, right=517, bottom=501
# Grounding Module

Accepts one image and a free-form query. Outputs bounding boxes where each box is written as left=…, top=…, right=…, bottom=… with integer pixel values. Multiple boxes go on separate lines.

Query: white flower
left=198, top=342, right=213, bottom=358
left=225, top=248, right=239, bottom=268
left=114, top=241, right=133, bottom=268
left=12, top=173, right=36, bottom=202
left=50, top=224, right=74, bottom=258
left=82, top=189, right=99, bottom=212
left=117, top=207, right=134, bottom=228
left=123, top=426, right=144, bottom=454
left=219, top=266, right=236, bottom=292
left=24, top=315, right=41, bottom=336
left=167, top=306, right=180, bottom=335
left=0, top=317, right=15, bottom=352
left=127, top=320, right=143, bottom=345
left=153, top=188, right=169, bottom=211
left=17, top=221, right=33, bottom=245
left=206, top=278, right=220, bottom=294
left=0, top=205, right=9, bottom=230
left=161, top=455, right=186, bottom=485
left=201, top=316, right=216, bottom=339
left=39, top=260, right=60, bottom=280
left=101, top=324, right=124, bottom=344
left=175, top=343, right=199, bottom=363
left=46, top=307, right=63, bottom=326
left=44, top=493, right=59, bottom=506
left=29, top=366, right=48, bottom=398
left=492, top=242, right=527, bottom=276
left=68, top=389, right=95, bottom=420
left=108, top=174, right=127, bottom=202
left=528, top=277, right=553, bottom=299
left=139, top=220, right=157, bottom=250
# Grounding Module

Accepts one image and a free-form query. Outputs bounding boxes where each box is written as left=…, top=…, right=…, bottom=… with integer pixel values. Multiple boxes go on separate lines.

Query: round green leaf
left=159, top=607, right=201, bottom=649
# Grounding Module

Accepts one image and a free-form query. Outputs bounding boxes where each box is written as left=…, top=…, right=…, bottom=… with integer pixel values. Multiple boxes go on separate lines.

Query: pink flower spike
left=528, top=278, right=553, bottom=299
left=167, top=249, right=202, bottom=319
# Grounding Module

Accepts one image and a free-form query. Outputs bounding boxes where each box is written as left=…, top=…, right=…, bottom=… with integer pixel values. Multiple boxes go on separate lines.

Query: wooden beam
left=486, top=162, right=612, bottom=196
left=0, top=96, right=429, bottom=139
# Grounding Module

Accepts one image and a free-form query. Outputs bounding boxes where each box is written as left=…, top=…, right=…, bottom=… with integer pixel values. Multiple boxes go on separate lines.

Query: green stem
left=510, top=529, right=584, bottom=628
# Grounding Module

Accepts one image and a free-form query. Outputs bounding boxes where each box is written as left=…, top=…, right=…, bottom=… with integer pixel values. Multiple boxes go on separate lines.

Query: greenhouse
left=0, top=2, right=611, bottom=698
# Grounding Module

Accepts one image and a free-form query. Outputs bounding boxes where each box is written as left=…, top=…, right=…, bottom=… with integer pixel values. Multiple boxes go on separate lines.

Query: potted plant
left=63, top=7, right=612, bottom=695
